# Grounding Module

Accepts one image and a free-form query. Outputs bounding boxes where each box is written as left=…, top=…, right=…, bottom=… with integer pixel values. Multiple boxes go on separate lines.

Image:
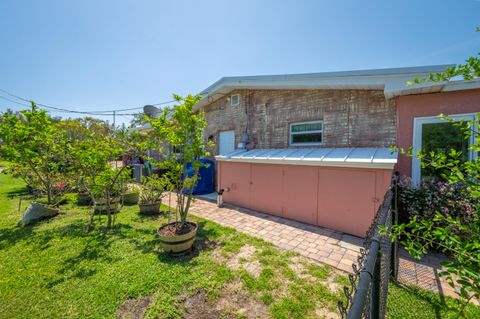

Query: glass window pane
left=421, top=121, right=469, bottom=179
left=292, top=132, right=322, bottom=144
left=291, top=122, right=322, bottom=133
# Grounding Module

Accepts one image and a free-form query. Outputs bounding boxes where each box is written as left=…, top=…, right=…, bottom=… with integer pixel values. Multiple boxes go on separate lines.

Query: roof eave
left=194, top=65, right=454, bottom=111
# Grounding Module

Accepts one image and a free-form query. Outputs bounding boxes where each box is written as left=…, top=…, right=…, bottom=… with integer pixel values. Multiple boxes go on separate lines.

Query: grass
left=0, top=173, right=344, bottom=318
left=0, top=173, right=479, bottom=318
left=387, top=282, right=480, bottom=319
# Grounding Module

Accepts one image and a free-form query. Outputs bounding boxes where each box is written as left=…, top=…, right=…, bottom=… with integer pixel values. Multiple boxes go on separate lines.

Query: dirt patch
left=289, top=256, right=312, bottom=279
left=315, top=307, right=341, bottom=319
left=184, top=282, right=269, bottom=319
left=117, top=294, right=154, bottom=319
left=226, top=244, right=262, bottom=278
left=288, top=255, right=344, bottom=293
left=327, top=280, right=341, bottom=293
left=183, top=290, right=223, bottom=319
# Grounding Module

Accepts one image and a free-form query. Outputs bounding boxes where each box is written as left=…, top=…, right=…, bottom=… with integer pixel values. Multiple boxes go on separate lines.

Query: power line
left=0, top=88, right=115, bottom=115
left=0, top=88, right=176, bottom=115
left=0, top=95, right=111, bottom=116
left=0, top=95, right=30, bottom=107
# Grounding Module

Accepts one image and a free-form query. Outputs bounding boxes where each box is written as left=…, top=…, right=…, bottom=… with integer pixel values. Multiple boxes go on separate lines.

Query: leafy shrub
left=398, top=176, right=476, bottom=227
left=139, top=177, right=165, bottom=204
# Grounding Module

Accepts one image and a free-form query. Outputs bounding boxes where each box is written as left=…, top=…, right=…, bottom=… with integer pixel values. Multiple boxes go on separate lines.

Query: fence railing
left=338, top=173, right=399, bottom=319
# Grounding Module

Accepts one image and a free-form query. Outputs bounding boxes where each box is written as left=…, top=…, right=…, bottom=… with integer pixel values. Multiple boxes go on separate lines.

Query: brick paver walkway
left=176, top=195, right=463, bottom=299
left=187, top=196, right=362, bottom=272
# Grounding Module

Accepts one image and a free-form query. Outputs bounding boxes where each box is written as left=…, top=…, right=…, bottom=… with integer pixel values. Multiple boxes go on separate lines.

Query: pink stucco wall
left=218, top=161, right=392, bottom=237
left=396, top=89, right=480, bottom=177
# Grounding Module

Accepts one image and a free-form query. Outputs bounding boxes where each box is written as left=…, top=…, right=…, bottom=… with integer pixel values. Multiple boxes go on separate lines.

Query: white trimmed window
left=230, top=94, right=240, bottom=106
left=289, top=120, right=323, bottom=146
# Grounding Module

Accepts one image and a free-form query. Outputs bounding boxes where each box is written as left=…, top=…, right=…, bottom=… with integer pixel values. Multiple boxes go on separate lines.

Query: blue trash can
left=184, top=159, right=215, bottom=195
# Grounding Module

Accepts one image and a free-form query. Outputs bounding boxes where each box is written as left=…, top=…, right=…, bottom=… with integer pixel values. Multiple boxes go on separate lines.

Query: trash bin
left=184, top=159, right=215, bottom=195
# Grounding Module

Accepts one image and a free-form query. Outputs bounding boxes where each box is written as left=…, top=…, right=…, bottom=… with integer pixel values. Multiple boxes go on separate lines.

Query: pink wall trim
left=395, top=89, right=480, bottom=177
left=218, top=161, right=393, bottom=237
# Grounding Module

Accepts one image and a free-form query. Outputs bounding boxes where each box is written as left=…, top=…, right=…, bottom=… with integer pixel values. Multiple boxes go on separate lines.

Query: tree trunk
left=182, top=167, right=199, bottom=224
left=46, top=184, right=53, bottom=206
left=88, top=199, right=96, bottom=231
left=106, top=191, right=112, bottom=228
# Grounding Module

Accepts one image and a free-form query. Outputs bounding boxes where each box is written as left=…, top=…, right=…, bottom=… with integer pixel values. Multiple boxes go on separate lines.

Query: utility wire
left=0, top=95, right=30, bottom=107
left=0, top=88, right=176, bottom=115
left=0, top=95, right=112, bottom=116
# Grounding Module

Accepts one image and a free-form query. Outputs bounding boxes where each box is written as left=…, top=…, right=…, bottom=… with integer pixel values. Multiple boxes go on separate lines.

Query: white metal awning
left=215, top=148, right=397, bottom=169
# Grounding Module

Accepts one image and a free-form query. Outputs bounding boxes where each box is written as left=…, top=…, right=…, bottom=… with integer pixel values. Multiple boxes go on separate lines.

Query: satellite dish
left=143, top=105, right=161, bottom=119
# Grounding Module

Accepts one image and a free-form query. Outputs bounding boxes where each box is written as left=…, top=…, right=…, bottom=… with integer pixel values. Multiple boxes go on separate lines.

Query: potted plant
left=123, top=183, right=140, bottom=205
left=94, top=196, right=122, bottom=213
left=138, top=177, right=164, bottom=215
left=0, top=104, right=73, bottom=225
left=147, top=94, right=213, bottom=253
left=76, top=179, right=92, bottom=206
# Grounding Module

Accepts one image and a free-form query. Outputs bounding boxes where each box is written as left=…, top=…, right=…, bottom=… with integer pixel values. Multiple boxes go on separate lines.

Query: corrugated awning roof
left=215, top=148, right=397, bottom=169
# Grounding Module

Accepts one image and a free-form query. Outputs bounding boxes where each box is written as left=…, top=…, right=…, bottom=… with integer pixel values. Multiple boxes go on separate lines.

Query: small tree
left=389, top=116, right=480, bottom=311
left=0, top=103, right=72, bottom=206
left=147, top=94, right=212, bottom=229
left=72, top=128, right=144, bottom=229
left=389, top=34, right=480, bottom=312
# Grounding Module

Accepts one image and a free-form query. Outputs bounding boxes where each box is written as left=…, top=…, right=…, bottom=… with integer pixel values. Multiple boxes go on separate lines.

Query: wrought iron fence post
left=370, top=249, right=382, bottom=319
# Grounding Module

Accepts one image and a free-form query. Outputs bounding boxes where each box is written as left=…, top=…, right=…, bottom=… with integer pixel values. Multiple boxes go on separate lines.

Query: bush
left=398, top=176, right=476, bottom=227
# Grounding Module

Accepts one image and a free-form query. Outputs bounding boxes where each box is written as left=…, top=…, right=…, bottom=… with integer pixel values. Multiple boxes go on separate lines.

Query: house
left=193, top=65, right=480, bottom=237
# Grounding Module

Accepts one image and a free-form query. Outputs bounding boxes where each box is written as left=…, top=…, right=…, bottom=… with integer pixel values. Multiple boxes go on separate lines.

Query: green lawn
left=0, top=173, right=478, bottom=318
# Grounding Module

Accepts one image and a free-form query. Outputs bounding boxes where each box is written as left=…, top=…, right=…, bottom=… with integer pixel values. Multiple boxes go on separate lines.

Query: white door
left=219, top=130, right=235, bottom=155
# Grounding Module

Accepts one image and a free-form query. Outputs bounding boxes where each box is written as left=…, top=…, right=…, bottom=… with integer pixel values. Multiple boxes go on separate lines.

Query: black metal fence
left=338, top=173, right=399, bottom=319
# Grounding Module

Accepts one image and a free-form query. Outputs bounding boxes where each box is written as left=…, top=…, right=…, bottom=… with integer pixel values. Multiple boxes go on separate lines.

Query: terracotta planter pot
left=77, top=192, right=91, bottom=206
left=94, top=197, right=121, bottom=213
left=138, top=202, right=161, bottom=215
left=123, top=192, right=140, bottom=205
left=157, top=222, right=198, bottom=254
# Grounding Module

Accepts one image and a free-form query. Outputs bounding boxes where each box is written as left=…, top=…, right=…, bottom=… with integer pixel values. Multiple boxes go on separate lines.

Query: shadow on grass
left=0, top=183, right=224, bottom=287
left=130, top=220, right=222, bottom=264
left=0, top=224, right=36, bottom=250
left=0, top=213, right=92, bottom=251
left=390, top=281, right=462, bottom=319
left=22, top=220, right=221, bottom=288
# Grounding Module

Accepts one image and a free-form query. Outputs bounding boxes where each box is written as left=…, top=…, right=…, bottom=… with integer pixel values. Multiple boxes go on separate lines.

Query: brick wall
left=203, top=89, right=396, bottom=155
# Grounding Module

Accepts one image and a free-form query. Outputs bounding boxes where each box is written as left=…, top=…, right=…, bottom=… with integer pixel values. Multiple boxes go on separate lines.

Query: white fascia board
left=200, top=64, right=452, bottom=96
left=386, top=78, right=480, bottom=98
left=196, top=65, right=453, bottom=110
left=443, top=79, right=480, bottom=92
left=195, top=75, right=393, bottom=110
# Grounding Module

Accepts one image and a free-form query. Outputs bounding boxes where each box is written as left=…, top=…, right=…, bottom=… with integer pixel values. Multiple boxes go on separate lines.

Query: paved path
left=182, top=195, right=462, bottom=299
left=191, top=199, right=362, bottom=272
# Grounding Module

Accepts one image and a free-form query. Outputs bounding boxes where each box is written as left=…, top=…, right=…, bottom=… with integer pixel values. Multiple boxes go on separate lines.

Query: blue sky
left=0, top=0, right=479, bottom=124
